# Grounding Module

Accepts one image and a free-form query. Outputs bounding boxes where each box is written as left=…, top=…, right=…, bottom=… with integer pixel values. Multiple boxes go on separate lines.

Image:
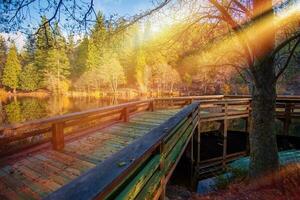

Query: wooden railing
left=0, top=96, right=224, bottom=156
left=0, top=100, right=154, bottom=156
left=1, top=95, right=299, bottom=199
left=45, top=102, right=200, bottom=200
left=1, top=95, right=299, bottom=156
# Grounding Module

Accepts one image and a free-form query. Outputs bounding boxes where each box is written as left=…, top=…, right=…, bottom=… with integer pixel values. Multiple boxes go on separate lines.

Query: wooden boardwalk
left=0, top=109, right=179, bottom=200
left=0, top=96, right=299, bottom=200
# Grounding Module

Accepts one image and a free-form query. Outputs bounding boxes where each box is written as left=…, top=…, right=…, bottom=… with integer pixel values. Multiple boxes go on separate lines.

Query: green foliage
left=5, top=101, right=22, bottom=123
left=22, top=34, right=36, bottom=65
left=21, top=98, right=45, bottom=121
left=34, top=16, right=54, bottom=72
left=19, top=63, right=40, bottom=91
left=71, top=37, right=88, bottom=79
left=0, top=35, right=7, bottom=87
left=87, top=12, right=108, bottom=71
left=135, top=49, right=148, bottom=92
left=43, top=48, right=70, bottom=93
left=2, top=44, right=21, bottom=91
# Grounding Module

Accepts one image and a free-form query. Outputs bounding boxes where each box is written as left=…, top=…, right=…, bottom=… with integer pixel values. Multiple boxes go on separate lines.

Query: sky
left=95, top=0, right=154, bottom=17
left=1, top=0, right=156, bottom=50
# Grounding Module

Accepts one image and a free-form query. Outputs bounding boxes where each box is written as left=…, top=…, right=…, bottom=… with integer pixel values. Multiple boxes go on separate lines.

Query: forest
left=1, top=7, right=298, bottom=98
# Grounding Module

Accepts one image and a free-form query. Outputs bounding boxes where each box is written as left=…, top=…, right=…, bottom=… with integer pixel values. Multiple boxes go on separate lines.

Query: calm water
left=0, top=96, right=140, bottom=126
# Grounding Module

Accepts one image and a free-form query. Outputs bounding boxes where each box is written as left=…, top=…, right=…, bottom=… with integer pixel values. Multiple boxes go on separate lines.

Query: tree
left=204, top=0, right=300, bottom=177
left=22, top=34, right=36, bottom=65
left=34, top=16, right=55, bottom=84
left=101, top=54, right=126, bottom=93
left=2, top=44, right=21, bottom=93
left=0, top=36, right=7, bottom=87
left=71, top=37, right=89, bottom=79
left=86, top=13, right=108, bottom=71
left=19, top=63, right=40, bottom=91
left=135, top=49, right=148, bottom=93
left=44, top=48, right=70, bottom=94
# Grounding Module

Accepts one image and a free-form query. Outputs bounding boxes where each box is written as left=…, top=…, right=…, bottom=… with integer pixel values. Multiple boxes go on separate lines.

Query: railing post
left=52, top=122, right=65, bottom=150
left=123, top=107, right=129, bottom=122
left=222, top=103, right=228, bottom=167
left=283, top=103, right=291, bottom=135
left=197, top=119, right=201, bottom=164
left=159, top=143, right=166, bottom=200
left=149, top=100, right=154, bottom=112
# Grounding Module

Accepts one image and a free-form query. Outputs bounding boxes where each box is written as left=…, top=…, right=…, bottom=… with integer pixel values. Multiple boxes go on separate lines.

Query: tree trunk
left=249, top=58, right=279, bottom=177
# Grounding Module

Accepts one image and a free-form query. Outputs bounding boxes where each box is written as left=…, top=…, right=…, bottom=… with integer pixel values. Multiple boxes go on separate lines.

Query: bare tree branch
left=275, top=37, right=300, bottom=81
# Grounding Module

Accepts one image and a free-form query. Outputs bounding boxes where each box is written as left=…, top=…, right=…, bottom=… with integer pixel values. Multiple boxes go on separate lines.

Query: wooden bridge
left=0, top=95, right=299, bottom=200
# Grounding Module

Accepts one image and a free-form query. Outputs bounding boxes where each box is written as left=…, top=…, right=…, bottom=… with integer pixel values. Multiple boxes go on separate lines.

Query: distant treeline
left=0, top=13, right=298, bottom=97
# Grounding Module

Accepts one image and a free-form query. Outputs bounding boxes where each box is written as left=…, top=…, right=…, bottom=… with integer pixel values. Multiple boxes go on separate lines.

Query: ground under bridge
left=0, top=95, right=299, bottom=199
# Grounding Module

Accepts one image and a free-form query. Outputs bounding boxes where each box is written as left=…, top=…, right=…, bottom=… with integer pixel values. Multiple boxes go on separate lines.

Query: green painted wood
left=115, top=155, right=160, bottom=200
left=164, top=125, right=193, bottom=173
left=134, top=171, right=163, bottom=200
left=163, top=118, right=191, bottom=156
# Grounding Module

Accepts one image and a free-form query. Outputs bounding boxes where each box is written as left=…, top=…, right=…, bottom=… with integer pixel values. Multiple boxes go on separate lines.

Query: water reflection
left=0, top=95, right=137, bottom=126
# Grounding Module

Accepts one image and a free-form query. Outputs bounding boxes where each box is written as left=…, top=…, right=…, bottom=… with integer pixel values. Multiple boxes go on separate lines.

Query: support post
left=159, top=143, right=165, bottom=200
left=222, top=103, right=228, bottom=168
left=283, top=103, right=291, bottom=135
left=123, top=107, right=129, bottom=122
left=197, top=122, right=201, bottom=164
left=149, top=100, right=154, bottom=111
left=52, top=122, right=65, bottom=150
left=190, top=131, right=195, bottom=188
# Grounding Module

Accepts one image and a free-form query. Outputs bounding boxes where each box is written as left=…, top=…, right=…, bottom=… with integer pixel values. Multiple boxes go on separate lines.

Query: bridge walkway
left=0, top=109, right=180, bottom=199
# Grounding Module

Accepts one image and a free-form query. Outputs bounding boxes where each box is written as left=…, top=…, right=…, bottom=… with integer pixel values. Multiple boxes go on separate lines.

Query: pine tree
left=23, top=34, right=36, bottom=65
left=34, top=16, right=54, bottom=75
left=2, top=44, right=21, bottom=93
left=87, top=12, right=108, bottom=70
left=44, top=48, right=70, bottom=93
left=19, top=63, right=40, bottom=91
left=72, top=37, right=88, bottom=78
left=0, top=36, right=7, bottom=87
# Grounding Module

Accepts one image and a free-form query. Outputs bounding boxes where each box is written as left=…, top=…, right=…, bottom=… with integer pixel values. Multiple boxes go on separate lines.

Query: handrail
left=45, top=102, right=200, bottom=200
left=0, top=100, right=152, bottom=130
left=1, top=95, right=299, bottom=156
left=0, top=99, right=154, bottom=155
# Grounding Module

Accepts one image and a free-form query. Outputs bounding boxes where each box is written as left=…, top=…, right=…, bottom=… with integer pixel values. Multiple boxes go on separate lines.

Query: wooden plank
left=34, top=154, right=78, bottom=180
left=0, top=167, right=41, bottom=199
left=0, top=179, right=21, bottom=200
left=45, top=103, right=199, bottom=200
left=163, top=118, right=191, bottom=156
left=44, top=151, right=94, bottom=172
left=134, top=171, right=163, bottom=200
left=22, top=157, right=70, bottom=186
left=115, top=155, right=160, bottom=200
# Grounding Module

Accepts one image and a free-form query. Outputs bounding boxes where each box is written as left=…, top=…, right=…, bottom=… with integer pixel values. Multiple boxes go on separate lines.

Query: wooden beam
left=197, top=122, right=201, bottom=164
left=123, top=107, right=130, bottom=122
left=222, top=103, right=228, bottom=168
left=149, top=100, right=154, bottom=111
left=283, top=103, right=292, bottom=135
left=52, top=122, right=65, bottom=150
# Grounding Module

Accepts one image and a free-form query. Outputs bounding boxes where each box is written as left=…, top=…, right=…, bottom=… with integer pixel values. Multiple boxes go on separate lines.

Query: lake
left=0, top=96, right=141, bottom=126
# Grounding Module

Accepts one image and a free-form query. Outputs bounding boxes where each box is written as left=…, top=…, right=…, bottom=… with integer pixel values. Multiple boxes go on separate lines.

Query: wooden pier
left=0, top=95, right=299, bottom=199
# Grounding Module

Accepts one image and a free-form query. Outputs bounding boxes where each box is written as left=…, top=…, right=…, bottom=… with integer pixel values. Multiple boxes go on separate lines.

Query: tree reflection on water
left=0, top=95, right=134, bottom=126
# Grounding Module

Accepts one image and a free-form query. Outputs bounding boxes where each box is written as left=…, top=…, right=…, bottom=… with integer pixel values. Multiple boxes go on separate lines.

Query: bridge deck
left=0, top=109, right=180, bottom=200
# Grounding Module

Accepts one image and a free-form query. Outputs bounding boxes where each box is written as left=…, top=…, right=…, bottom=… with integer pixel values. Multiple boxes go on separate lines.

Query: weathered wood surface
left=0, top=109, right=179, bottom=200
left=45, top=102, right=200, bottom=200
left=0, top=95, right=299, bottom=200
